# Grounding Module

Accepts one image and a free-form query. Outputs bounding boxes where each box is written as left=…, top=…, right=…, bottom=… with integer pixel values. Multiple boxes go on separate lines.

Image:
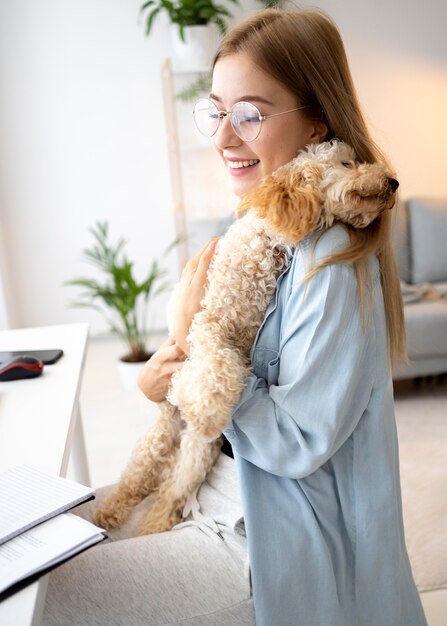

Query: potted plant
left=66, top=222, right=174, bottom=388
left=140, top=0, right=240, bottom=68
left=140, top=0, right=240, bottom=42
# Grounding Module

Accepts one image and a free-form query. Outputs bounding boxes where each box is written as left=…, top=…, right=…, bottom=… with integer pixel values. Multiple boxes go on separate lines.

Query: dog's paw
left=137, top=509, right=182, bottom=536
left=93, top=506, right=127, bottom=530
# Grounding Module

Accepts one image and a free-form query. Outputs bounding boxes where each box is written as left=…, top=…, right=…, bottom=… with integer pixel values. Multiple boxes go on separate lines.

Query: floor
left=76, top=334, right=166, bottom=488
left=392, top=376, right=447, bottom=626
left=76, top=336, right=447, bottom=626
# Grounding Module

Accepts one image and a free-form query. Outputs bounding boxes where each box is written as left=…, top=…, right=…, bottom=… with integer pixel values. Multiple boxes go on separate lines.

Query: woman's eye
left=239, top=115, right=259, bottom=123
left=342, top=161, right=354, bottom=168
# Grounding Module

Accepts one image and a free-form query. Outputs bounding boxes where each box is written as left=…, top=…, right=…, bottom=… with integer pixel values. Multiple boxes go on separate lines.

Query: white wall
left=0, top=0, right=446, bottom=335
left=316, top=0, right=447, bottom=198
left=0, top=263, right=11, bottom=331
left=0, top=217, right=12, bottom=329
left=0, top=0, right=180, bottom=336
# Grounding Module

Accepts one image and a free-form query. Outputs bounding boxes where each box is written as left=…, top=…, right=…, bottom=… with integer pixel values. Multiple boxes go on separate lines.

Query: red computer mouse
left=0, top=356, right=44, bottom=381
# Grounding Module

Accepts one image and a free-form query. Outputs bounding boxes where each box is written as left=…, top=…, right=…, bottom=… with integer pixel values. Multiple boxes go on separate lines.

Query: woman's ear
left=308, top=119, right=329, bottom=144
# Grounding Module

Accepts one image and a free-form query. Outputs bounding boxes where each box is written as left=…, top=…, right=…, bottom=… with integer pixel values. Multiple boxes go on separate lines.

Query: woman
left=43, top=8, right=426, bottom=626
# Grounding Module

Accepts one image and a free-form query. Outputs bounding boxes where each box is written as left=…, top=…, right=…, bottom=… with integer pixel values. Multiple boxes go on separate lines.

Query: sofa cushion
left=408, top=198, right=447, bottom=283
left=404, top=296, right=447, bottom=358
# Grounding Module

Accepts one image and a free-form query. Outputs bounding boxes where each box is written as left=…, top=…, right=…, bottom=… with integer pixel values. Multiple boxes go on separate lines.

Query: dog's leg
left=137, top=426, right=222, bottom=535
left=174, top=343, right=260, bottom=441
left=172, top=343, right=249, bottom=441
left=94, top=402, right=182, bottom=530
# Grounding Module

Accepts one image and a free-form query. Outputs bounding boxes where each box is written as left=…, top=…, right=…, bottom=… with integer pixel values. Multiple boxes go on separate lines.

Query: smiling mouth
left=228, top=159, right=260, bottom=169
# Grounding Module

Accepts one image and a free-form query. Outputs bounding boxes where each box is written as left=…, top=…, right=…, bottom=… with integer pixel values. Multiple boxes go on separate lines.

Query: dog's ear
left=238, top=161, right=324, bottom=244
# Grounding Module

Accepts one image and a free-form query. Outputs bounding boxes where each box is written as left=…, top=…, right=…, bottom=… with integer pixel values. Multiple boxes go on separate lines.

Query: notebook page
left=0, top=513, right=105, bottom=596
left=0, top=465, right=95, bottom=545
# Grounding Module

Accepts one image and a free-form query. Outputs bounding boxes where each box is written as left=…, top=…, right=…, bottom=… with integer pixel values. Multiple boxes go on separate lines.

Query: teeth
left=228, top=159, right=259, bottom=169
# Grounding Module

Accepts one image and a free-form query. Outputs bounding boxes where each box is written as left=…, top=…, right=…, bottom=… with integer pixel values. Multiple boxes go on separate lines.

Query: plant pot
left=170, top=24, right=218, bottom=70
left=117, top=358, right=151, bottom=391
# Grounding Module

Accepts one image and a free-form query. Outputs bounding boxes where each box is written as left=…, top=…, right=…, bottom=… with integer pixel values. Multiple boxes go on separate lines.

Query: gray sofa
left=186, top=198, right=447, bottom=381
left=392, top=197, right=447, bottom=380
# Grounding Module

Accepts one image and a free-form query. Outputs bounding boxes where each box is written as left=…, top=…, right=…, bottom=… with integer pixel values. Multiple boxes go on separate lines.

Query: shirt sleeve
left=224, top=258, right=378, bottom=479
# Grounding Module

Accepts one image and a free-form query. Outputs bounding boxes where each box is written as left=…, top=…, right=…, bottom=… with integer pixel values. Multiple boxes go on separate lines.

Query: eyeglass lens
left=193, top=99, right=262, bottom=142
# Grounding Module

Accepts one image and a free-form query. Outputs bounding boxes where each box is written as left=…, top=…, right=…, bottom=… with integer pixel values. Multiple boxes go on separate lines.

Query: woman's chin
left=230, top=170, right=262, bottom=197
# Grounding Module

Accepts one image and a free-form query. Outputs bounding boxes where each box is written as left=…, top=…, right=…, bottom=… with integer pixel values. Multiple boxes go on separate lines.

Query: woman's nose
left=213, top=115, right=243, bottom=150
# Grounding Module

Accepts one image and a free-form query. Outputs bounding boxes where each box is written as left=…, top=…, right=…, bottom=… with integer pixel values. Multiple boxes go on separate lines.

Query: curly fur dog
left=94, top=140, right=399, bottom=535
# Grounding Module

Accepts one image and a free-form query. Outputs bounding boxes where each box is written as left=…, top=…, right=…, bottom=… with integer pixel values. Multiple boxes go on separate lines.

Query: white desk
left=0, top=323, right=90, bottom=625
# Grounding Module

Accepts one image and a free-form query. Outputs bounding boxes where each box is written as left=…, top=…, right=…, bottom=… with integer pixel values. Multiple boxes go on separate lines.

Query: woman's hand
left=137, top=337, right=186, bottom=403
left=172, top=238, right=219, bottom=355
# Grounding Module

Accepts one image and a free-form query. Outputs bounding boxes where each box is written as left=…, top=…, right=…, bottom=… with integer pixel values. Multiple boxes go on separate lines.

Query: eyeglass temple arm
left=261, top=105, right=311, bottom=120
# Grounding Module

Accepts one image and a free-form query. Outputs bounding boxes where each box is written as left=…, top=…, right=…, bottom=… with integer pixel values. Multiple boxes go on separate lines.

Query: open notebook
left=0, top=513, right=105, bottom=599
left=0, top=464, right=105, bottom=598
left=0, top=464, right=95, bottom=545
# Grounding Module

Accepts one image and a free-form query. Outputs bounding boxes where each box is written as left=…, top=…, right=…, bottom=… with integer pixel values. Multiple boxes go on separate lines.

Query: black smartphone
left=0, top=349, right=64, bottom=365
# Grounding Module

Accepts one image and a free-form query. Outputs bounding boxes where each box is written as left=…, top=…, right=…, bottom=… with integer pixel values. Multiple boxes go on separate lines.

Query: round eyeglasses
left=193, top=98, right=311, bottom=143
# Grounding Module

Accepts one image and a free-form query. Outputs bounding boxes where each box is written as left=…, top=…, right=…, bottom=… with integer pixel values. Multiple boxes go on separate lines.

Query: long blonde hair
left=213, top=8, right=405, bottom=366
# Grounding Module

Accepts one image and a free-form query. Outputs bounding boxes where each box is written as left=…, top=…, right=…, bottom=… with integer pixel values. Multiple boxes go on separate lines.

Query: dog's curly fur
left=94, top=141, right=398, bottom=535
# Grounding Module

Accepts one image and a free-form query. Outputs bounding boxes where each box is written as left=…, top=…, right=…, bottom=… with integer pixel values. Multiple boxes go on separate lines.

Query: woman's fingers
left=160, top=335, right=176, bottom=348
left=192, top=237, right=218, bottom=264
left=193, top=238, right=219, bottom=285
left=182, top=238, right=219, bottom=282
left=138, top=238, right=219, bottom=399
left=138, top=339, right=186, bottom=403
left=173, top=238, right=219, bottom=355
left=156, top=336, right=186, bottom=362
left=184, top=239, right=219, bottom=301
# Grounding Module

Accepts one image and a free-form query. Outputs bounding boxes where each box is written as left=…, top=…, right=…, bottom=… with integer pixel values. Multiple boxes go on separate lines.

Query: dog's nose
left=387, top=177, right=399, bottom=192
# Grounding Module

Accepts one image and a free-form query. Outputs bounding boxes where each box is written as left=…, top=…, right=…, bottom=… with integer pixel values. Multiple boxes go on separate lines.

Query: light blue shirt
left=224, top=225, right=427, bottom=626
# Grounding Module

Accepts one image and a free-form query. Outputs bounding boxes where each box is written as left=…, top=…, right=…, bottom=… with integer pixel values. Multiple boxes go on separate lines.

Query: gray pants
left=42, top=454, right=255, bottom=626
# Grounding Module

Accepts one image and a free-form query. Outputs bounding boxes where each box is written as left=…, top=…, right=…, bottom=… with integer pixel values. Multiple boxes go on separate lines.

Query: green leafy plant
left=66, top=222, right=174, bottom=362
left=257, top=0, right=283, bottom=6
left=176, top=73, right=212, bottom=102
left=140, top=0, right=240, bottom=42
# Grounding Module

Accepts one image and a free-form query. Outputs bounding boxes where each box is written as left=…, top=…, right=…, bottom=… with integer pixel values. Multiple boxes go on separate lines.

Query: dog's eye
left=341, top=161, right=354, bottom=168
